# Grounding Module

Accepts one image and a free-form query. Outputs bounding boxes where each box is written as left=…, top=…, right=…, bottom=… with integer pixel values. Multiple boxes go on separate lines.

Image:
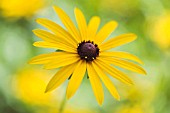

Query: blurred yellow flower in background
left=0, top=0, right=47, bottom=18
left=116, top=80, right=154, bottom=113
left=12, top=67, right=57, bottom=106
left=151, top=11, right=170, bottom=50
left=116, top=105, right=145, bottom=113
left=29, top=6, right=146, bottom=105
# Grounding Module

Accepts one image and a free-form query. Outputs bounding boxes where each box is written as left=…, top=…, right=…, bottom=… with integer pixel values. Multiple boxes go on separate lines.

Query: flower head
left=150, top=11, right=170, bottom=50
left=0, top=0, right=46, bottom=18
left=29, top=6, right=146, bottom=105
left=13, top=67, right=55, bottom=105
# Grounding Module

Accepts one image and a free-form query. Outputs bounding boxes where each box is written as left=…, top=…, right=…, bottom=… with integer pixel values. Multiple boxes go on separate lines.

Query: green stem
left=59, top=95, right=67, bottom=113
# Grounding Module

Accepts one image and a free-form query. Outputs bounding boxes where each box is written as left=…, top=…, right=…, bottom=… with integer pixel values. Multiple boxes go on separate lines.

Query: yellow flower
left=115, top=105, right=146, bottom=113
left=0, top=0, right=46, bottom=18
left=29, top=6, right=146, bottom=105
left=151, top=11, right=170, bottom=50
left=117, top=82, right=155, bottom=113
left=13, top=67, right=56, bottom=106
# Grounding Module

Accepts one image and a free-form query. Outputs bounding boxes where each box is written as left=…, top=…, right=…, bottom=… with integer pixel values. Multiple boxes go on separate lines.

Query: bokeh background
left=0, top=0, right=170, bottom=113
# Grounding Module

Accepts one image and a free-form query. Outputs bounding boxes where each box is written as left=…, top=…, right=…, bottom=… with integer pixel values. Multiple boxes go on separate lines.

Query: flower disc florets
left=77, top=40, right=99, bottom=62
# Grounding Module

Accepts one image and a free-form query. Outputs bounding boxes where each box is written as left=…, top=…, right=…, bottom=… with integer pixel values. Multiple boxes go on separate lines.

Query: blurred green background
left=0, top=0, right=170, bottom=113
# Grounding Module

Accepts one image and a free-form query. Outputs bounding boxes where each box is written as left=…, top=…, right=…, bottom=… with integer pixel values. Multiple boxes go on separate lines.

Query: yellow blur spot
left=0, top=0, right=47, bottom=18
left=13, top=67, right=56, bottom=105
left=151, top=11, right=170, bottom=50
left=116, top=105, right=145, bottom=113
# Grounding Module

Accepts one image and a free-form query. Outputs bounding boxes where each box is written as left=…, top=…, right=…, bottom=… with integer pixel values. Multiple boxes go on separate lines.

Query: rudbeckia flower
left=29, top=6, right=146, bottom=105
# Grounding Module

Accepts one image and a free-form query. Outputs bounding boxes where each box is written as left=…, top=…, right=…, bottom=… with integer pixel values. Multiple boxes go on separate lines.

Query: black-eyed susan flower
left=29, top=6, right=146, bottom=105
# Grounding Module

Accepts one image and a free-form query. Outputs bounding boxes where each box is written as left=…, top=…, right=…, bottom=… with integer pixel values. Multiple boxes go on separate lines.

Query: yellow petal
left=33, top=29, right=75, bottom=48
left=96, top=58, right=133, bottom=85
left=44, top=55, right=80, bottom=70
left=103, top=57, right=146, bottom=75
left=53, top=6, right=81, bottom=42
left=33, top=29, right=58, bottom=42
left=74, top=7, right=87, bottom=41
left=100, top=51, right=143, bottom=64
left=36, top=18, right=77, bottom=47
left=45, top=63, right=77, bottom=93
left=87, top=62, right=104, bottom=105
left=87, top=16, right=100, bottom=41
left=92, top=61, right=120, bottom=100
left=94, top=21, right=118, bottom=45
left=33, top=41, right=76, bottom=53
left=29, top=52, right=75, bottom=64
left=66, top=60, right=86, bottom=99
left=100, top=33, right=137, bottom=51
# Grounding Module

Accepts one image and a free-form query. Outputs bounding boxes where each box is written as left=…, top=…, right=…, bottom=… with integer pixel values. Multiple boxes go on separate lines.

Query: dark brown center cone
left=77, top=41, right=99, bottom=61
